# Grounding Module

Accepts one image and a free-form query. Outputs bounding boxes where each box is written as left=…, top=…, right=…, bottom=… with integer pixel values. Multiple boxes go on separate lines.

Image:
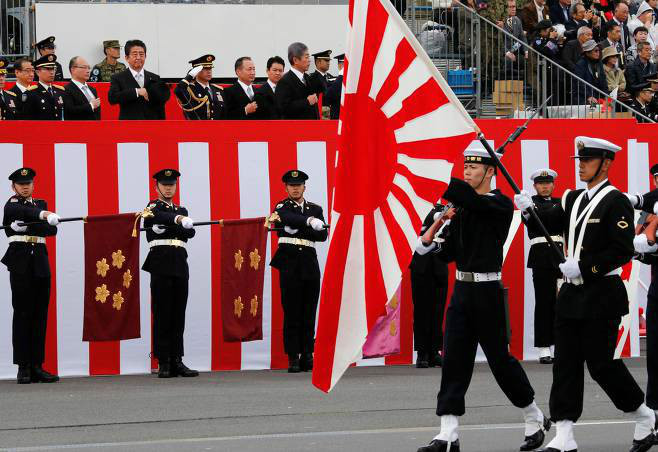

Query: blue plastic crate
left=447, top=70, right=474, bottom=95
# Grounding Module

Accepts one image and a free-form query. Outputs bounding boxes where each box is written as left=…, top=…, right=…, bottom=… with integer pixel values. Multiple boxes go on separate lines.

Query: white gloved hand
left=284, top=226, right=299, bottom=234
left=653, top=201, right=658, bottom=216
left=415, top=236, right=438, bottom=255
left=625, top=193, right=639, bottom=208
left=181, top=217, right=194, bottom=229
left=433, top=211, right=441, bottom=221
left=634, top=234, right=658, bottom=254
left=152, top=224, right=166, bottom=234
left=309, top=218, right=325, bottom=231
left=559, top=258, right=582, bottom=279
left=188, top=66, right=203, bottom=78
left=10, top=220, right=27, bottom=232
left=47, top=213, right=60, bottom=226
left=513, top=190, right=534, bottom=211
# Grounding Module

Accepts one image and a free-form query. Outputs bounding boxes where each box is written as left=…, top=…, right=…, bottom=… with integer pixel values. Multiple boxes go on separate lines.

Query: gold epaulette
left=53, top=84, right=65, bottom=90
left=211, top=84, right=224, bottom=90
left=181, top=79, right=190, bottom=85
left=26, top=85, right=38, bottom=91
left=3, top=90, right=16, bottom=97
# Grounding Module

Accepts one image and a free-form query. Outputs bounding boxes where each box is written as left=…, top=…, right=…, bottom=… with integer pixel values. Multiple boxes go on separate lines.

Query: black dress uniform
left=8, top=84, right=28, bottom=120
left=629, top=82, right=657, bottom=122
left=537, top=137, right=652, bottom=452
left=269, top=170, right=328, bottom=373
left=409, top=204, right=450, bottom=368
left=308, top=50, right=334, bottom=95
left=33, top=37, right=64, bottom=82
left=174, top=54, right=225, bottom=120
left=523, top=169, right=564, bottom=362
left=142, top=169, right=198, bottom=378
left=0, top=57, right=19, bottom=120
left=2, top=168, right=59, bottom=384
left=418, top=149, right=546, bottom=452
left=23, top=55, right=65, bottom=121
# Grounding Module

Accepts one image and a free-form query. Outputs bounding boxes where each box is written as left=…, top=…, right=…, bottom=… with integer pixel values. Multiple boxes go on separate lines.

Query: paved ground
left=0, top=359, right=651, bottom=451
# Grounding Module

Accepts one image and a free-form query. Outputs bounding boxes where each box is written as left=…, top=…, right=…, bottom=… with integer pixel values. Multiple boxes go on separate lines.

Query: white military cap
left=572, top=136, right=621, bottom=160
left=530, top=168, right=558, bottom=182
left=463, top=147, right=502, bottom=165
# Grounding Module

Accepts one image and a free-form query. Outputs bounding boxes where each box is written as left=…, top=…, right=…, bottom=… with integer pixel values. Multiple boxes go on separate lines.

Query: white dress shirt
left=267, top=79, right=277, bottom=93
left=71, top=79, right=96, bottom=109
left=129, top=67, right=145, bottom=97
left=238, top=79, right=254, bottom=100
left=290, top=67, right=306, bottom=84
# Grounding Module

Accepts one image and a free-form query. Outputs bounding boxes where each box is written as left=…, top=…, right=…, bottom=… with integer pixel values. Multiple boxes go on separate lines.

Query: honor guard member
left=521, top=169, right=564, bottom=364
left=269, top=170, right=328, bottom=373
left=142, top=169, right=199, bottom=379
left=308, top=50, right=334, bottom=95
left=89, top=40, right=126, bottom=82
left=174, top=54, right=225, bottom=120
left=2, top=168, right=61, bottom=384
left=416, top=148, right=548, bottom=452
left=0, top=57, right=19, bottom=120
left=409, top=202, right=452, bottom=368
left=515, top=137, right=656, bottom=452
left=23, top=55, right=65, bottom=120
left=324, top=53, right=344, bottom=120
left=33, top=37, right=64, bottom=81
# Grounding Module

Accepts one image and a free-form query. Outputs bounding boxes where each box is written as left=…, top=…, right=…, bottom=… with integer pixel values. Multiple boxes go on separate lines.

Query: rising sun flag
left=311, top=0, right=479, bottom=392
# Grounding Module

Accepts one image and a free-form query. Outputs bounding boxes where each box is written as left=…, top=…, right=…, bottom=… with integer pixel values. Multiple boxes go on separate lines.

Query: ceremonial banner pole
left=0, top=216, right=87, bottom=230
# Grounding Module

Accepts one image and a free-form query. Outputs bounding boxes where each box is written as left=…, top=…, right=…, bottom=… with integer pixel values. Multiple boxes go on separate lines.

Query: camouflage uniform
left=89, top=58, right=127, bottom=83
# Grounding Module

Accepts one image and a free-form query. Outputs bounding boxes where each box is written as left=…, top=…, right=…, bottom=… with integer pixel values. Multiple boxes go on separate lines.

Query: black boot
left=171, top=357, right=199, bottom=377
left=520, top=416, right=551, bottom=451
left=288, top=354, right=301, bottom=373
left=630, top=433, right=656, bottom=452
left=416, top=352, right=429, bottom=368
left=17, top=366, right=31, bottom=384
left=300, top=353, right=313, bottom=372
left=158, top=361, right=173, bottom=378
left=429, top=351, right=443, bottom=368
left=31, top=365, right=59, bottom=383
left=417, top=439, right=460, bottom=451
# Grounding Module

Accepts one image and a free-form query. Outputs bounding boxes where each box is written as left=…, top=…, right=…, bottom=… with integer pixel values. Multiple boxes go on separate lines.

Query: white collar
left=586, top=178, right=609, bottom=198
left=267, top=79, right=277, bottom=91
left=338, top=68, right=344, bottom=76
left=197, top=80, right=209, bottom=89
left=129, top=67, right=144, bottom=79
left=237, top=79, right=253, bottom=95
left=15, top=82, right=29, bottom=93
left=534, top=1, right=544, bottom=10
left=290, top=67, right=305, bottom=83
left=292, top=198, right=305, bottom=208
left=39, top=81, right=52, bottom=90
left=71, top=79, right=88, bottom=90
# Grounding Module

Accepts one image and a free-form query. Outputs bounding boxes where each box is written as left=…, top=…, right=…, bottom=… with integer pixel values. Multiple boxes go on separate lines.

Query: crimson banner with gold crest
left=83, top=214, right=141, bottom=341
left=220, top=218, right=267, bottom=342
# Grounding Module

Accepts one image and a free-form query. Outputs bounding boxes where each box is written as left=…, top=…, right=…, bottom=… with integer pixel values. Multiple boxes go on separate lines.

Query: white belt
left=8, top=235, right=46, bottom=244
left=567, top=267, right=621, bottom=286
left=278, top=237, right=315, bottom=248
left=149, top=239, right=186, bottom=248
left=456, top=270, right=502, bottom=282
left=529, top=235, right=563, bottom=246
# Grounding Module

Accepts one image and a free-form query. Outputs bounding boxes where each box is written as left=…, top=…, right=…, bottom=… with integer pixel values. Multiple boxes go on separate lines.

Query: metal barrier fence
left=405, top=0, right=654, bottom=121
left=1, top=0, right=31, bottom=58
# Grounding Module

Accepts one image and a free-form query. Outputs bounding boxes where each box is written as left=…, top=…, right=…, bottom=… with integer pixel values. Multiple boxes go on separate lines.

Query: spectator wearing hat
left=224, top=57, right=261, bottom=120
left=64, top=56, right=101, bottom=121
left=626, top=41, right=658, bottom=92
left=90, top=40, right=126, bottom=83
left=269, top=170, right=328, bottom=373
left=276, top=42, right=320, bottom=120
left=628, top=1, right=657, bottom=38
left=33, top=37, right=64, bottom=82
left=108, top=40, right=170, bottom=120
left=573, top=39, right=609, bottom=104
left=599, top=23, right=626, bottom=68
left=2, top=167, right=61, bottom=384
left=324, top=53, right=344, bottom=120
left=23, top=55, right=65, bottom=120
left=629, top=81, right=657, bottom=121
left=0, top=57, right=19, bottom=120
left=565, top=3, right=601, bottom=41
left=602, top=46, right=627, bottom=93
left=254, top=56, right=285, bottom=120
left=533, top=19, right=561, bottom=61
left=8, top=58, right=34, bottom=119
left=561, top=26, right=594, bottom=72
left=174, top=54, right=225, bottom=120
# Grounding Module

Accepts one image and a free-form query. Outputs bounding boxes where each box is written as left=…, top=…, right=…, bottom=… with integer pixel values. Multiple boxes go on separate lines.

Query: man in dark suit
left=276, top=42, right=320, bottom=120
left=601, top=3, right=631, bottom=53
left=598, top=23, right=625, bottom=68
left=23, top=55, right=65, bottom=120
left=8, top=58, right=35, bottom=119
left=63, top=56, right=101, bottom=120
left=108, top=40, right=170, bottom=120
left=561, top=26, right=592, bottom=72
left=324, top=53, right=344, bottom=120
left=564, top=3, right=601, bottom=42
left=223, top=57, right=261, bottom=120
left=33, top=37, right=64, bottom=82
left=626, top=42, right=658, bottom=95
left=549, top=0, right=572, bottom=26
left=254, top=56, right=285, bottom=119
left=174, top=54, right=225, bottom=120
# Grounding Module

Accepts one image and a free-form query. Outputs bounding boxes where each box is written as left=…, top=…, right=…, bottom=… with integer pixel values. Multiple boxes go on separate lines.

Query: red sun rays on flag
left=313, top=0, right=477, bottom=392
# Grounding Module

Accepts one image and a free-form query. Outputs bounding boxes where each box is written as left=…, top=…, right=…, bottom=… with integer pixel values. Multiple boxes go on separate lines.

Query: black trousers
left=411, top=269, right=447, bottom=353
left=549, top=315, right=644, bottom=421
left=646, top=294, right=658, bottom=409
left=279, top=271, right=320, bottom=356
left=150, top=273, right=188, bottom=361
left=532, top=268, right=559, bottom=348
left=10, top=267, right=51, bottom=366
left=436, top=281, right=535, bottom=416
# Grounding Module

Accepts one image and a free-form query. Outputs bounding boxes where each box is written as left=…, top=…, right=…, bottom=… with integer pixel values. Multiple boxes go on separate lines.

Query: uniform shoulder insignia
left=276, top=203, right=284, bottom=209
left=53, top=84, right=65, bottom=90
left=26, top=85, right=38, bottom=91
left=211, top=84, right=224, bottom=90
left=182, top=79, right=190, bottom=85
left=148, top=203, right=157, bottom=208
left=617, top=219, right=629, bottom=229
left=9, top=198, right=17, bottom=203
left=3, top=90, right=16, bottom=97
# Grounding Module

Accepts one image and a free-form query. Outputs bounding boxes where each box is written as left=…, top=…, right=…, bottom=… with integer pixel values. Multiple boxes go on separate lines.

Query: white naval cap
left=573, top=136, right=622, bottom=160
left=530, top=168, right=558, bottom=182
left=463, top=147, right=502, bottom=165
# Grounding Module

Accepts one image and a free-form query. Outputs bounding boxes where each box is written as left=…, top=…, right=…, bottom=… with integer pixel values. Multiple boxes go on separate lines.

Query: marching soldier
left=89, top=40, right=126, bottom=82
left=269, top=170, right=328, bottom=373
left=515, top=137, right=656, bottom=452
left=0, top=57, right=19, bottom=120
left=23, top=55, right=65, bottom=120
left=174, top=54, right=225, bottom=120
left=142, top=169, right=199, bottom=379
left=2, top=168, right=61, bottom=384
left=416, top=148, right=548, bottom=452
left=522, top=169, right=564, bottom=364
left=409, top=202, right=452, bottom=368
left=33, top=36, right=64, bottom=82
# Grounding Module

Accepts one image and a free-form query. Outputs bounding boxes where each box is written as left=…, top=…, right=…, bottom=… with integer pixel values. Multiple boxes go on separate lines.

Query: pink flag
left=362, top=286, right=401, bottom=359
left=312, top=0, right=478, bottom=392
